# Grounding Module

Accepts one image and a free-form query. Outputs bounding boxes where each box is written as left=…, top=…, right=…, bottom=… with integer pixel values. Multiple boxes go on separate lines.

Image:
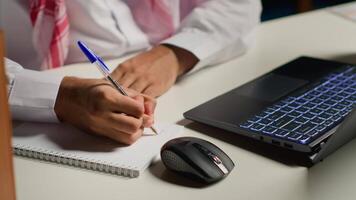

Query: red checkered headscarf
left=30, top=0, right=69, bottom=70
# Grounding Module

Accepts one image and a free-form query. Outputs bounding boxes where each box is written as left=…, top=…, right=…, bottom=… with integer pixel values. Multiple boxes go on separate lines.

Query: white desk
left=14, top=8, right=356, bottom=200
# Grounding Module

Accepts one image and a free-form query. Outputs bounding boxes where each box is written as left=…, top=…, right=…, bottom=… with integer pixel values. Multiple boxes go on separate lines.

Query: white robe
left=3, top=0, right=262, bottom=122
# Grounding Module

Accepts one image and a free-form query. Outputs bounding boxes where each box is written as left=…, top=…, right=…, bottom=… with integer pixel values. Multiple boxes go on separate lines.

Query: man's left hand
left=111, top=44, right=198, bottom=97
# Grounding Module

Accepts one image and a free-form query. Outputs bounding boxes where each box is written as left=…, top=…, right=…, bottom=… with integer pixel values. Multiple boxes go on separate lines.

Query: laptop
left=184, top=57, right=356, bottom=164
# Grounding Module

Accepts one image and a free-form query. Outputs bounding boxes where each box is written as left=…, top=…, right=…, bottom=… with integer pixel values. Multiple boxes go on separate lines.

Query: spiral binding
left=13, top=145, right=139, bottom=178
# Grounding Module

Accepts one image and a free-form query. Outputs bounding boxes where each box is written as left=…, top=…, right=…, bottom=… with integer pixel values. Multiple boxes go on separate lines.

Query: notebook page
left=13, top=122, right=182, bottom=172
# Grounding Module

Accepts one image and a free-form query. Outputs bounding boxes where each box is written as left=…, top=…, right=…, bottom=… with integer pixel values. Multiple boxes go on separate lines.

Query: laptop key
left=271, top=115, right=294, bottom=128
left=295, top=122, right=316, bottom=134
left=295, top=106, right=309, bottom=113
left=295, top=98, right=308, bottom=104
left=303, top=94, right=315, bottom=100
left=274, top=101, right=287, bottom=107
left=339, top=100, right=352, bottom=106
left=325, top=108, right=339, bottom=115
left=339, top=110, right=350, bottom=117
left=303, top=112, right=316, bottom=119
left=338, top=92, right=351, bottom=98
left=288, top=111, right=302, bottom=118
left=309, top=108, right=323, bottom=114
left=280, top=106, right=293, bottom=112
left=311, top=98, right=323, bottom=104
left=331, top=95, right=343, bottom=101
left=319, top=112, right=332, bottom=120
left=331, top=115, right=343, bottom=123
left=324, top=119, right=334, bottom=126
left=288, top=102, right=300, bottom=108
left=315, top=124, right=327, bottom=132
left=299, top=135, right=311, bottom=144
left=294, top=116, right=309, bottom=124
left=344, top=88, right=355, bottom=94
left=306, top=129, right=319, bottom=137
left=259, top=118, right=273, bottom=126
left=316, top=86, right=328, bottom=92
left=324, top=99, right=338, bottom=106
left=325, top=91, right=336, bottom=96
left=274, top=129, right=289, bottom=137
left=256, top=111, right=269, bottom=118
left=250, top=124, right=265, bottom=131
left=333, top=104, right=346, bottom=110
left=304, top=102, right=317, bottom=109
left=262, top=126, right=277, bottom=135
left=319, top=95, right=330, bottom=100
left=310, top=117, right=325, bottom=124
left=268, top=111, right=286, bottom=120
left=287, top=132, right=302, bottom=141
left=282, top=121, right=302, bottom=131
left=309, top=90, right=321, bottom=96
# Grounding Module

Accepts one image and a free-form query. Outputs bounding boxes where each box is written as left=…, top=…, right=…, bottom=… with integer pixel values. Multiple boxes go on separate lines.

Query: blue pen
left=77, top=41, right=158, bottom=134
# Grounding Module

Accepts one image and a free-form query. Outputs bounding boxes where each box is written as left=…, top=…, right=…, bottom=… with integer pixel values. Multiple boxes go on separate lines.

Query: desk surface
left=14, top=8, right=356, bottom=200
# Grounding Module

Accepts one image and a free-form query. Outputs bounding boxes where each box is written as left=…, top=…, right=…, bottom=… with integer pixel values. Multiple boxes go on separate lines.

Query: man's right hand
left=54, top=76, right=156, bottom=145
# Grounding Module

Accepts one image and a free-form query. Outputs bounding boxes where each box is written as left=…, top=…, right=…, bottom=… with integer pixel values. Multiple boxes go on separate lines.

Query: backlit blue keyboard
left=239, top=66, right=356, bottom=145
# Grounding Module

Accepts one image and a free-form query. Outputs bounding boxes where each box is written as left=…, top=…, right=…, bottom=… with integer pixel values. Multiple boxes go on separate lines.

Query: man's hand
left=111, top=44, right=199, bottom=97
left=54, top=76, right=156, bottom=145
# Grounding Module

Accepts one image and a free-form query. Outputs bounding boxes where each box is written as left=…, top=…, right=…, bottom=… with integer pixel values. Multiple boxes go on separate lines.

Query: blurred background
left=262, top=0, right=355, bottom=21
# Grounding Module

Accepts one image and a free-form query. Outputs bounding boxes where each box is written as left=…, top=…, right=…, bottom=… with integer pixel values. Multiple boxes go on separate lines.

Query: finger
left=108, top=113, right=144, bottom=134
left=142, top=85, right=161, bottom=98
left=107, top=94, right=144, bottom=118
left=132, top=95, right=144, bottom=106
left=111, top=65, right=125, bottom=81
left=130, top=79, right=149, bottom=93
left=143, top=114, right=154, bottom=128
left=105, top=127, right=144, bottom=145
left=125, top=87, right=139, bottom=97
left=125, top=90, right=156, bottom=115
left=119, top=73, right=136, bottom=88
left=143, top=96, right=156, bottom=115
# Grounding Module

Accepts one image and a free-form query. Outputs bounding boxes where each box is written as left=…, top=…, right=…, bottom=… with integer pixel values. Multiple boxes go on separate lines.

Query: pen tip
left=151, top=126, right=158, bottom=135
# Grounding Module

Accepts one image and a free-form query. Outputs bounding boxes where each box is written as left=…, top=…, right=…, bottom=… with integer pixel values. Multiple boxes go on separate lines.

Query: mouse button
left=161, top=150, right=205, bottom=179
left=200, top=142, right=235, bottom=171
left=192, top=143, right=210, bottom=154
left=192, top=143, right=233, bottom=174
left=211, top=149, right=235, bottom=171
left=207, top=153, right=229, bottom=175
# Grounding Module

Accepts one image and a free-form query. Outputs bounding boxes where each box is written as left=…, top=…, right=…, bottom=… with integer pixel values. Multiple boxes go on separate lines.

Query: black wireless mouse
left=160, top=137, right=235, bottom=183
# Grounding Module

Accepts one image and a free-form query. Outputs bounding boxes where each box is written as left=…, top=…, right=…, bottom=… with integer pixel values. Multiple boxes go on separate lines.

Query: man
left=3, top=0, right=261, bottom=144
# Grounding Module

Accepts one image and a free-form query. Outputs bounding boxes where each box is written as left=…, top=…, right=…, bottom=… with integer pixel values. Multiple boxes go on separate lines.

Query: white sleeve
left=5, top=58, right=62, bottom=123
left=161, top=0, right=262, bottom=73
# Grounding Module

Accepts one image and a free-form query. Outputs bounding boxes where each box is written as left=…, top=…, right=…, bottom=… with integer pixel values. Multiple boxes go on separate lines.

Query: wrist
left=54, top=76, right=82, bottom=122
left=161, top=44, right=199, bottom=76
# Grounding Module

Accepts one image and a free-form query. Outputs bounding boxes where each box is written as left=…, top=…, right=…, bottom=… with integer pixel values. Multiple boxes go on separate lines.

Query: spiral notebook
left=12, top=122, right=182, bottom=178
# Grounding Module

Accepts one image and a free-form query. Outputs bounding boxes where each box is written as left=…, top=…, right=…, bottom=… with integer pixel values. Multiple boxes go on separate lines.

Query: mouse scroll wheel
left=192, top=143, right=229, bottom=174
left=208, top=153, right=229, bottom=175
left=208, top=153, right=222, bottom=164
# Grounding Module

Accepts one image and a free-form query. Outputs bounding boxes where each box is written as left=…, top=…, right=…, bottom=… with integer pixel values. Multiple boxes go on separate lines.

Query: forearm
left=161, top=0, right=262, bottom=72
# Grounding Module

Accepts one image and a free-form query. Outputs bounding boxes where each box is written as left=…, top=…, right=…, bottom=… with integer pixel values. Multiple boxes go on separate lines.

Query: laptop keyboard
left=239, top=66, right=356, bottom=145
